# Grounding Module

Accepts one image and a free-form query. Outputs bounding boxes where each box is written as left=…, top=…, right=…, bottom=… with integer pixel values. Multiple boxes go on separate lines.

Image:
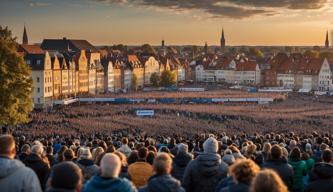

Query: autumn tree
left=160, top=70, right=175, bottom=87
left=0, top=26, right=33, bottom=126
left=150, top=72, right=159, bottom=87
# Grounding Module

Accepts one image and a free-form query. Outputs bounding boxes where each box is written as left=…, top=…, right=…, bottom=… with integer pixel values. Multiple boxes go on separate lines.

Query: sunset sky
left=1, top=0, right=333, bottom=46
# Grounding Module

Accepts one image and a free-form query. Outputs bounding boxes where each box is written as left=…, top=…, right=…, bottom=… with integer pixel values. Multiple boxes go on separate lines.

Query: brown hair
left=250, top=169, right=288, bottom=192
left=0, top=134, right=15, bottom=155
left=229, top=159, right=260, bottom=184
left=153, top=152, right=172, bottom=175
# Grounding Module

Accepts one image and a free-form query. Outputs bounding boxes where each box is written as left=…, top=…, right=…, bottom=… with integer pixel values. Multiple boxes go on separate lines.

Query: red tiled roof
left=236, top=61, right=257, bottom=71
left=19, top=44, right=45, bottom=54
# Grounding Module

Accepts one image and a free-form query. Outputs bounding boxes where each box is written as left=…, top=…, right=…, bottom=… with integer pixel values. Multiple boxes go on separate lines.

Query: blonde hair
left=263, top=142, right=271, bottom=153
left=229, top=159, right=260, bottom=184
left=154, top=152, right=173, bottom=174
left=92, top=147, right=105, bottom=162
left=250, top=169, right=288, bottom=192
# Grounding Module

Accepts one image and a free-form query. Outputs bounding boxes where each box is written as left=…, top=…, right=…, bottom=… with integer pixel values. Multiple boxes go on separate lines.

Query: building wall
left=133, top=67, right=144, bottom=89
left=88, top=68, right=96, bottom=94
left=77, top=50, right=88, bottom=93
left=144, top=57, right=160, bottom=85
left=107, top=62, right=115, bottom=92
left=123, top=69, right=132, bottom=90
left=318, top=59, right=333, bottom=91
left=195, top=65, right=204, bottom=82
left=96, top=70, right=104, bottom=93
left=277, top=73, right=295, bottom=88
left=114, top=68, right=122, bottom=91
left=61, top=69, right=69, bottom=97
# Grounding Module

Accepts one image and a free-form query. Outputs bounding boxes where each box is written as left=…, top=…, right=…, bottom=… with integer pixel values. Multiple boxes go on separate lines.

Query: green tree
left=304, top=50, right=319, bottom=58
left=141, top=44, right=156, bottom=55
left=160, top=70, right=175, bottom=87
left=131, top=73, right=138, bottom=91
left=150, top=72, right=159, bottom=87
left=249, top=47, right=264, bottom=58
left=0, top=26, right=33, bottom=126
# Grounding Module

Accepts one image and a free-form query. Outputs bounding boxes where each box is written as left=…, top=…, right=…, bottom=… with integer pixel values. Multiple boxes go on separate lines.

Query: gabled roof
left=18, top=44, right=45, bottom=55
left=41, top=38, right=97, bottom=52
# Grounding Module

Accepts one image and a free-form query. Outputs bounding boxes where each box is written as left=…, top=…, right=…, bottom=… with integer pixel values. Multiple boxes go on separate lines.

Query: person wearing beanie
left=261, top=145, right=294, bottom=190
left=182, top=137, right=228, bottom=192
left=172, top=143, right=193, bottom=181
left=222, top=149, right=235, bottom=166
left=46, top=162, right=83, bottom=192
left=76, top=147, right=99, bottom=181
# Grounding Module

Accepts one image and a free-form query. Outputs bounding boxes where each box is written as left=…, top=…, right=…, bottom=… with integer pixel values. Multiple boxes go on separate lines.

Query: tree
left=249, top=47, right=264, bottom=58
left=160, top=70, right=175, bottom=87
left=131, top=73, right=138, bottom=91
left=150, top=72, right=159, bottom=87
left=0, top=26, right=33, bottom=126
left=141, top=44, right=156, bottom=55
left=304, top=50, right=319, bottom=58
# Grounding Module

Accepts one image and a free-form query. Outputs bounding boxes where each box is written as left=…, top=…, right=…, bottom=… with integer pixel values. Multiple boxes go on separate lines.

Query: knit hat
left=178, top=143, right=188, bottom=153
left=203, top=137, right=218, bottom=154
left=223, top=154, right=235, bottom=165
left=79, top=147, right=92, bottom=160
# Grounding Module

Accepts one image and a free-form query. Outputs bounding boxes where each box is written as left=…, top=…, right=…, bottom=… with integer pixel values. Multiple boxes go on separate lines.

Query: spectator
left=172, top=143, right=193, bottom=181
left=261, top=145, right=294, bottom=190
left=18, top=144, right=31, bottom=162
left=24, top=144, right=50, bottom=190
left=262, top=142, right=271, bottom=162
left=0, top=134, right=42, bottom=192
left=219, top=159, right=260, bottom=192
left=289, top=147, right=307, bottom=192
left=117, top=137, right=132, bottom=157
left=92, top=146, right=104, bottom=164
left=46, top=146, right=56, bottom=166
left=250, top=169, right=288, bottom=192
left=182, top=137, right=228, bottom=192
left=128, top=147, right=153, bottom=187
left=139, top=152, right=185, bottom=192
left=46, top=162, right=83, bottom=192
left=76, top=147, right=99, bottom=181
left=114, top=151, right=129, bottom=178
left=82, top=153, right=137, bottom=192
left=146, top=151, right=156, bottom=165
left=222, top=149, right=236, bottom=166
left=63, top=149, right=75, bottom=162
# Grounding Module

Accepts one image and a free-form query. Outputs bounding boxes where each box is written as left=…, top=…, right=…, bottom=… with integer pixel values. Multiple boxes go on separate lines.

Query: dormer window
left=36, top=60, right=41, bottom=65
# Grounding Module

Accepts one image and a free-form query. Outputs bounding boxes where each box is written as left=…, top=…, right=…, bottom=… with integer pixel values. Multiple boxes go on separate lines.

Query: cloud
left=93, top=0, right=329, bottom=19
left=29, top=2, right=51, bottom=7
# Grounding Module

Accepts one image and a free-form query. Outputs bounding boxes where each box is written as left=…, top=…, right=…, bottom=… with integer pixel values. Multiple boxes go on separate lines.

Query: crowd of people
left=0, top=130, right=332, bottom=192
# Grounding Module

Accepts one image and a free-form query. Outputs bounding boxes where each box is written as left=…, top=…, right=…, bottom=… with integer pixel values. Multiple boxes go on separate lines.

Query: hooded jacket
left=261, top=159, right=294, bottom=189
left=0, top=157, right=42, bottom=192
left=139, top=174, right=185, bottom=192
left=172, top=152, right=193, bottom=181
left=82, top=175, right=137, bottom=192
left=23, top=153, right=50, bottom=189
left=76, top=159, right=99, bottom=181
left=182, top=153, right=228, bottom=192
left=306, top=163, right=333, bottom=192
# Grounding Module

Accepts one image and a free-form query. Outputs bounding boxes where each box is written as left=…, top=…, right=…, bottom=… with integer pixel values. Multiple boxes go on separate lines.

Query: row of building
left=18, top=38, right=187, bottom=108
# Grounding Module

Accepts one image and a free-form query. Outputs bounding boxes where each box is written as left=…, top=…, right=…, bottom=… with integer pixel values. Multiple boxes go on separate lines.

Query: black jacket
left=23, top=153, right=50, bottom=189
left=261, top=159, right=294, bottom=190
left=182, top=153, right=228, bottom=192
left=306, top=162, right=333, bottom=192
left=172, top=152, right=193, bottom=181
left=139, top=174, right=185, bottom=192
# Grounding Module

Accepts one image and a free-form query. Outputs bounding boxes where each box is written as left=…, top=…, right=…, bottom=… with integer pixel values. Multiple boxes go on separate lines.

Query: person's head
left=121, top=137, right=128, bottom=145
left=146, top=151, right=156, bottom=165
left=322, top=149, right=332, bottom=163
left=250, top=169, right=288, bottom=192
left=229, top=159, right=260, bottom=184
left=63, top=149, right=75, bottom=161
left=289, top=140, right=297, bottom=150
left=177, top=143, right=188, bottom=154
left=114, top=151, right=127, bottom=168
left=47, top=162, right=82, bottom=191
left=78, top=147, right=92, bottom=160
left=92, top=147, right=104, bottom=161
left=127, top=150, right=139, bottom=165
left=203, top=137, right=218, bottom=154
left=21, top=144, right=31, bottom=155
left=270, top=145, right=282, bottom=160
left=31, top=144, right=44, bottom=157
left=263, top=142, right=271, bottom=154
left=138, top=147, right=148, bottom=160
left=290, top=147, right=301, bottom=161
left=0, top=134, right=16, bottom=159
left=100, top=153, right=121, bottom=178
left=153, top=152, right=173, bottom=175
left=46, top=146, right=53, bottom=155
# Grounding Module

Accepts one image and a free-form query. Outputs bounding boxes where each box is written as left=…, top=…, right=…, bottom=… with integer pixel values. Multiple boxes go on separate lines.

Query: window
left=36, top=60, right=41, bottom=65
left=26, top=60, right=31, bottom=65
left=37, top=77, right=40, bottom=82
left=37, top=87, right=40, bottom=93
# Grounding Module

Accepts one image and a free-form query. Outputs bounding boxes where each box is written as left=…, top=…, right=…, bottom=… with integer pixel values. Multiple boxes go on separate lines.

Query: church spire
left=204, top=42, right=208, bottom=54
left=220, top=27, right=226, bottom=52
left=325, top=30, right=329, bottom=49
left=23, top=25, right=28, bottom=45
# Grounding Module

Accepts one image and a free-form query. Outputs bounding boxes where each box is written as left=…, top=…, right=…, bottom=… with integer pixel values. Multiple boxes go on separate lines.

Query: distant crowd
left=0, top=130, right=332, bottom=192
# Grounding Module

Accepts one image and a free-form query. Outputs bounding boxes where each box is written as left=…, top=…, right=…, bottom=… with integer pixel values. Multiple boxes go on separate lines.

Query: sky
left=1, top=0, right=333, bottom=46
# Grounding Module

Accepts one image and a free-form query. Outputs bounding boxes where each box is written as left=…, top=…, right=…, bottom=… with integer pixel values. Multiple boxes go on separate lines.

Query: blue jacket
left=82, top=175, right=137, bottom=192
